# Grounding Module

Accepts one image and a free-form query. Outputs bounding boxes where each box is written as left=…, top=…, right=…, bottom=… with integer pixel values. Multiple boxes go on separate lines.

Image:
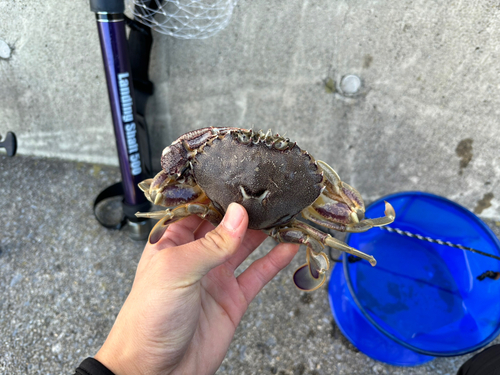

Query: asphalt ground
left=1, top=154, right=499, bottom=375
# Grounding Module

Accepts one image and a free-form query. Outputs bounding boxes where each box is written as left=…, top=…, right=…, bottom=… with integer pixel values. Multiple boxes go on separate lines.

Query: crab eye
left=237, top=132, right=251, bottom=144
left=273, top=140, right=289, bottom=150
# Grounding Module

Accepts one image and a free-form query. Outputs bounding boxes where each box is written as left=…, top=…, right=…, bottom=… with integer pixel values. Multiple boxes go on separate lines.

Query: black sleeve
left=75, top=358, right=115, bottom=375
left=457, top=344, right=500, bottom=375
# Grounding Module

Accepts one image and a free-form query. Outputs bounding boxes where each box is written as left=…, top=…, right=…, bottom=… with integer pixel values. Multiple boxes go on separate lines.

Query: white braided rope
left=380, top=226, right=500, bottom=261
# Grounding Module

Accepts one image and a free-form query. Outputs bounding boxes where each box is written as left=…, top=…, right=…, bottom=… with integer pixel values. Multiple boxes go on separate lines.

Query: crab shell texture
left=137, top=127, right=396, bottom=292
left=194, top=132, right=322, bottom=229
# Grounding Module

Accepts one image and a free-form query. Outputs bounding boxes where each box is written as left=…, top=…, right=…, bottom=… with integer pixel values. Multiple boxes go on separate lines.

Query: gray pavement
left=1, top=154, right=499, bottom=374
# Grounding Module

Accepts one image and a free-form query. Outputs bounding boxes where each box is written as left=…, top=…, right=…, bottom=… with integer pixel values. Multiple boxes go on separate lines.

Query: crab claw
left=353, top=201, right=396, bottom=230
left=138, top=171, right=179, bottom=206
left=293, top=248, right=329, bottom=292
left=138, top=178, right=154, bottom=202
left=383, top=201, right=396, bottom=221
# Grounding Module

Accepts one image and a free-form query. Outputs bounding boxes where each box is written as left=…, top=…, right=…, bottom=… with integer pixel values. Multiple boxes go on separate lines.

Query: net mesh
left=125, top=0, right=238, bottom=39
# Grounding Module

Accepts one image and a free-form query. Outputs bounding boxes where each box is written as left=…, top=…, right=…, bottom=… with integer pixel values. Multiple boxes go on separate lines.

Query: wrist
left=94, top=340, right=141, bottom=375
left=76, top=357, right=115, bottom=375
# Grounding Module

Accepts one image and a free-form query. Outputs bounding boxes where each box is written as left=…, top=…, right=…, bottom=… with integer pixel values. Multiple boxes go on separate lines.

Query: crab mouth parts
left=239, top=186, right=270, bottom=205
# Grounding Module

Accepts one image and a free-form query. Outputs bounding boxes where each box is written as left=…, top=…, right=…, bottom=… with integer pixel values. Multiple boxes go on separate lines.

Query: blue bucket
left=328, top=191, right=500, bottom=366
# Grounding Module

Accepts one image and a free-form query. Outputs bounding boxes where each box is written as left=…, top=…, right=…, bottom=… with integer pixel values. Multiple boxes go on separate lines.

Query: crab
left=136, top=127, right=395, bottom=291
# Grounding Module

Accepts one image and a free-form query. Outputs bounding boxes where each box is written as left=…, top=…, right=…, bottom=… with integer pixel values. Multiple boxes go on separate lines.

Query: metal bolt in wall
left=340, top=75, right=361, bottom=96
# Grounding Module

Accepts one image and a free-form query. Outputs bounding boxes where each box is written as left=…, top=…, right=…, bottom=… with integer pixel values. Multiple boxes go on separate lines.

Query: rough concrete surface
left=1, top=154, right=500, bottom=374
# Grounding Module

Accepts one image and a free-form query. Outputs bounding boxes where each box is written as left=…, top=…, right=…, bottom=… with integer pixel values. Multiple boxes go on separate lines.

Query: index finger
left=237, top=243, right=299, bottom=304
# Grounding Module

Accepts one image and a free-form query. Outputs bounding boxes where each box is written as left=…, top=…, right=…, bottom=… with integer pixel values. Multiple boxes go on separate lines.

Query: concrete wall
left=2, top=0, right=500, bottom=220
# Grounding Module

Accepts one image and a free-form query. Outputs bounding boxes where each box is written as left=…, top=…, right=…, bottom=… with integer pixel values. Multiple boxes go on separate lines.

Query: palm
left=162, top=219, right=297, bottom=375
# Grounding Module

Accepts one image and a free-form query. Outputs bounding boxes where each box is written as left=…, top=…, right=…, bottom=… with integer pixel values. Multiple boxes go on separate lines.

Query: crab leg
left=292, top=220, right=377, bottom=265
left=136, top=203, right=223, bottom=245
left=303, top=201, right=396, bottom=233
left=268, top=223, right=329, bottom=291
left=269, top=219, right=379, bottom=291
left=293, top=248, right=330, bottom=292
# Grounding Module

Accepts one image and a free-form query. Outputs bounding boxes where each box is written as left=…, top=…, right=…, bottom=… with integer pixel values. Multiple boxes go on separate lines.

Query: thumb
left=177, top=203, right=248, bottom=283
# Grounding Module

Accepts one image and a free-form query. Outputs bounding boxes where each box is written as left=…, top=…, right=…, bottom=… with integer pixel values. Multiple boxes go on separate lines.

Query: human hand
left=94, top=203, right=299, bottom=375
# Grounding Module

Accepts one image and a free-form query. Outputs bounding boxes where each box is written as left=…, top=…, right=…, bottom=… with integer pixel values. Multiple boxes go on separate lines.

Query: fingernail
left=223, top=203, right=244, bottom=231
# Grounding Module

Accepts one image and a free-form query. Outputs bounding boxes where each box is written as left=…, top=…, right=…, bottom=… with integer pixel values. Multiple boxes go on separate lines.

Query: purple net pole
left=93, top=10, right=148, bottom=208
